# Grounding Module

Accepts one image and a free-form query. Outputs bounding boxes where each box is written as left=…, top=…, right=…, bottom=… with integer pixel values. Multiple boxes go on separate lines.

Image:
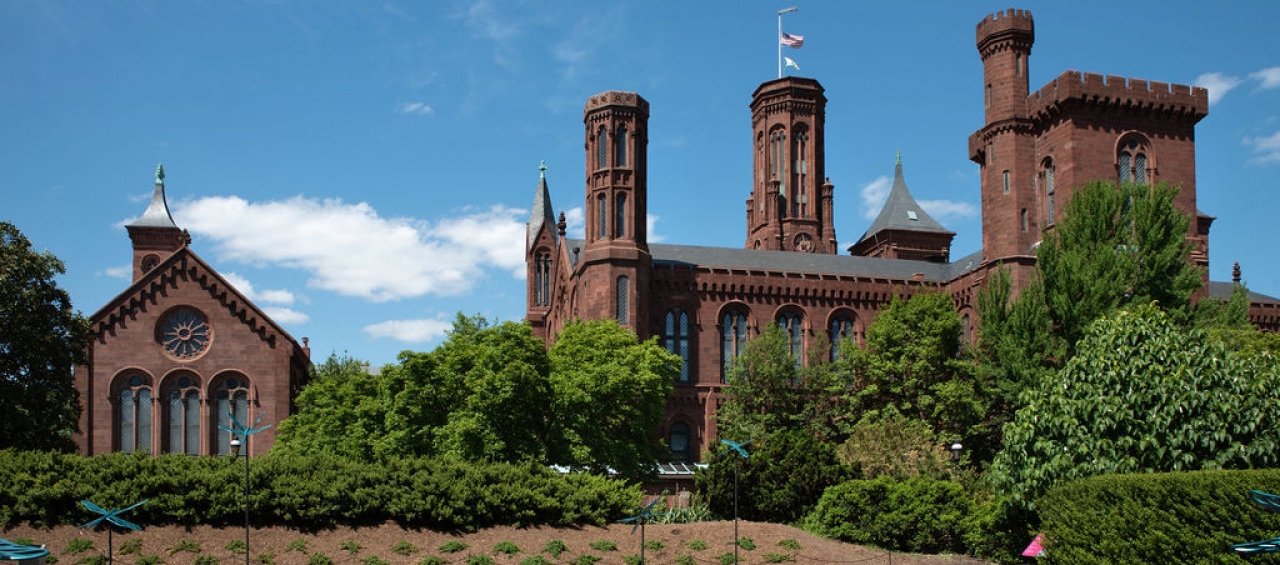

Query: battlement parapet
left=976, top=8, right=1034, bottom=54
left=1027, top=70, right=1208, bottom=123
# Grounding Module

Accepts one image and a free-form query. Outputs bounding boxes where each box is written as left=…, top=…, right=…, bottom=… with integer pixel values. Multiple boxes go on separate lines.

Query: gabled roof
left=1207, top=281, right=1280, bottom=304
left=89, top=245, right=305, bottom=352
left=856, top=154, right=953, bottom=245
left=527, top=162, right=558, bottom=250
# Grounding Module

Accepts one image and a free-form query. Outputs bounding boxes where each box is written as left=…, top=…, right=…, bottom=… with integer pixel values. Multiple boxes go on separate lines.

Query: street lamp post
left=949, top=440, right=964, bottom=475
left=230, top=437, right=249, bottom=565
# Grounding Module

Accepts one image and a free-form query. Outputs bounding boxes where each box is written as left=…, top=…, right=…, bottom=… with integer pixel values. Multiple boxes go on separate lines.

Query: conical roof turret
left=856, top=152, right=953, bottom=244
left=527, top=161, right=557, bottom=250
left=129, top=164, right=179, bottom=228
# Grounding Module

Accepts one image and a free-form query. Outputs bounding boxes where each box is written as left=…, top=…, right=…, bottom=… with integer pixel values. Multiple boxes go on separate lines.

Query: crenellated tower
left=969, top=9, right=1037, bottom=261
left=126, top=164, right=190, bottom=281
left=746, top=77, right=835, bottom=254
left=579, top=91, right=652, bottom=330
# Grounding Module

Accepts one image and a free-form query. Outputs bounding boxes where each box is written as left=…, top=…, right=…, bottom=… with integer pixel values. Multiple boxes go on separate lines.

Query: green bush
left=75, top=556, right=105, bottom=565
left=716, top=552, right=738, bottom=564
left=417, top=558, right=448, bottom=565
left=1039, top=469, right=1280, bottom=564
left=224, top=540, right=246, bottom=555
left=736, top=538, right=755, bottom=550
left=519, top=557, right=550, bottom=565
left=777, top=539, right=801, bottom=551
left=360, top=556, right=389, bottom=565
left=568, top=556, right=599, bottom=565
left=285, top=539, right=308, bottom=554
left=542, top=540, right=567, bottom=558
left=493, top=541, right=520, bottom=556
left=63, top=539, right=93, bottom=555
left=118, top=539, right=142, bottom=555
left=340, top=541, right=361, bottom=555
left=193, top=556, right=217, bottom=565
left=390, top=541, right=418, bottom=556
left=136, top=555, right=163, bottom=565
left=0, top=451, right=638, bottom=531
left=438, top=541, right=467, bottom=554
left=306, top=553, right=333, bottom=565
left=465, top=557, right=494, bottom=565
left=644, top=539, right=664, bottom=551
left=167, top=541, right=200, bottom=555
left=623, top=556, right=642, bottom=565
left=803, top=475, right=973, bottom=554
left=674, top=555, right=695, bottom=565
left=686, top=540, right=707, bottom=551
left=588, top=540, right=616, bottom=551
left=762, top=552, right=793, bottom=563
left=254, top=551, right=275, bottom=565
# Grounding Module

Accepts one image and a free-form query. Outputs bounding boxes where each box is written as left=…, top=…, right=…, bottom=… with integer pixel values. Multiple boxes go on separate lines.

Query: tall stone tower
left=126, top=164, right=190, bottom=281
left=970, top=9, right=1037, bottom=261
left=746, top=77, right=836, bottom=254
left=579, top=91, right=651, bottom=329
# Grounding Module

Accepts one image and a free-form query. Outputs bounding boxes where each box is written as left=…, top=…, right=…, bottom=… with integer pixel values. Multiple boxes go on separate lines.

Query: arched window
left=164, top=374, right=201, bottom=455
left=777, top=311, right=804, bottom=366
left=662, top=309, right=691, bottom=383
left=596, top=126, right=608, bottom=169
left=721, top=309, right=749, bottom=383
left=616, top=276, right=629, bottom=325
left=962, top=313, right=972, bottom=346
left=214, top=376, right=250, bottom=456
left=1020, top=209, right=1028, bottom=233
left=1044, top=158, right=1056, bottom=225
left=1118, top=137, right=1151, bottom=185
left=596, top=193, right=607, bottom=240
left=668, top=421, right=692, bottom=462
left=615, top=193, right=626, bottom=238
left=829, top=314, right=856, bottom=361
left=118, top=374, right=153, bottom=454
left=793, top=130, right=809, bottom=217
left=534, top=252, right=551, bottom=307
left=771, top=130, right=787, bottom=217
left=615, top=125, right=627, bottom=167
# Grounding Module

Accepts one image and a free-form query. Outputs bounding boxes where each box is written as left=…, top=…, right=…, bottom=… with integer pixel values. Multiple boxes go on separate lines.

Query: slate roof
left=855, top=155, right=953, bottom=246
left=527, top=164, right=557, bottom=250
left=1207, top=281, right=1280, bottom=303
left=565, top=238, right=984, bottom=283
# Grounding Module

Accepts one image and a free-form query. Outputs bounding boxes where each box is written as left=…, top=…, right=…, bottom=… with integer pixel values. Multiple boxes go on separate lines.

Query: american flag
left=780, top=32, right=804, bottom=48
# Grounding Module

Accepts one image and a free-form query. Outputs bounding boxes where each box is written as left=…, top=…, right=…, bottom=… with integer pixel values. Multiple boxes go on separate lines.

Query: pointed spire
left=129, top=163, right=180, bottom=228
left=856, top=152, right=953, bottom=244
left=528, top=161, right=558, bottom=250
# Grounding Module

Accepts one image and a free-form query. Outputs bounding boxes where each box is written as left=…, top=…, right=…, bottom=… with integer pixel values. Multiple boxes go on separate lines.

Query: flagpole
left=777, top=6, right=797, bottom=78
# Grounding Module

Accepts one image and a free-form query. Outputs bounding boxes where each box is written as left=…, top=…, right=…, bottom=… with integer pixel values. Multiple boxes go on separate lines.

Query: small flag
left=780, top=32, right=804, bottom=48
left=784, top=56, right=800, bottom=70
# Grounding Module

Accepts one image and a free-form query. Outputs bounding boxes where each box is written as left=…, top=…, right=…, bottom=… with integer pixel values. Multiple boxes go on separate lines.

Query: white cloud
left=1194, top=72, right=1242, bottom=106
left=1250, top=66, right=1280, bottom=90
left=919, top=200, right=979, bottom=221
left=563, top=206, right=585, bottom=239
left=263, top=307, right=310, bottom=325
left=101, top=265, right=131, bottom=279
left=859, top=175, right=892, bottom=219
left=363, top=318, right=453, bottom=343
left=221, top=272, right=297, bottom=305
left=646, top=213, right=664, bottom=243
left=1245, top=130, right=1280, bottom=164
left=400, top=102, right=434, bottom=115
left=173, top=196, right=525, bottom=302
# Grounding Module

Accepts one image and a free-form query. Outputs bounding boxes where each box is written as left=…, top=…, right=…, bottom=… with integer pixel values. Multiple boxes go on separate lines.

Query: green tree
left=272, top=353, right=384, bottom=460
left=0, top=222, right=88, bottom=452
left=989, top=303, right=1280, bottom=511
left=1035, top=180, right=1201, bottom=355
left=698, top=428, right=848, bottom=523
left=840, top=292, right=982, bottom=445
left=716, top=323, right=839, bottom=442
left=547, top=319, right=678, bottom=481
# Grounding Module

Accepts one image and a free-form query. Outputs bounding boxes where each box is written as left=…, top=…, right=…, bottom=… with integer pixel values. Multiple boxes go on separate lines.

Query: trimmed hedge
left=1038, top=469, right=1280, bottom=564
left=0, top=450, right=637, bottom=530
left=802, top=475, right=974, bottom=554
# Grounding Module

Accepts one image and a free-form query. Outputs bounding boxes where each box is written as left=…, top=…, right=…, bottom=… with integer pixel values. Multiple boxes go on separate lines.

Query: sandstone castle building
left=524, top=8, right=1280, bottom=461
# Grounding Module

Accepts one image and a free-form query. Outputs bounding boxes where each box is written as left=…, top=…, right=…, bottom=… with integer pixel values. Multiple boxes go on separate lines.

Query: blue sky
left=4, top=1, right=1278, bottom=368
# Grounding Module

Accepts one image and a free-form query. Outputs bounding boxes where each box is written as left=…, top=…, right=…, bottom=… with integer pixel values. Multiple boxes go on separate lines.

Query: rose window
left=157, top=307, right=212, bottom=359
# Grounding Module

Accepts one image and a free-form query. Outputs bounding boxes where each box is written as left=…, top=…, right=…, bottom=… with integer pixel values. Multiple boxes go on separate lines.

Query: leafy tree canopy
left=716, top=323, right=840, bottom=442
left=0, top=222, right=88, bottom=451
left=989, top=303, right=1280, bottom=510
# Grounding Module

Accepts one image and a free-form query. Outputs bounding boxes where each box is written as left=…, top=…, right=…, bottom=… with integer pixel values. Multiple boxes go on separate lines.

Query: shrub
left=307, top=553, right=333, bottom=565
left=686, top=540, right=707, bottom=551
left=804, top=475, right=973, bottom=554
left=762, top=552, right=793, bottom=563
left=118, top=539, right=143, bottom=555
left=736, top=538, right=755, bottom=550
left=644, top=539, right=664, bottom=551
left=361, top=556, right=389, bottom=565
left=46, top=556, right=58, bottom=565
left=465, top=557, right=494, bottom=565
left=64, top=539, right=93, bottom=555
left=438, top=541, right=467, bottom=554
left=12, top=538, right=35, bottom=546
left=193, top=555, right=217, bottom=565
left=588, top=540, right=616, bottom=551
left=340, top=541, right=361, bottom=555
left=623, top=556, right=642, bottom=565
left=716, top=552, right=738, bottom=564
left=224, top=540, right=246, bottom=555
left=136, top=555, right=163, bottom=565
left=778, top=540, right=801, bottom=551
left=167, top=541, right=201, bottom=555
left=568, top=556, right=599, bottom=565
left=542, top=540, right=567, bottom=558
left=391, top=541, right=418, bottom=556
left=417, top=558, right=448, bottom=565
left=285, top=539, right=308, bottom=554
left=254, top=551, right=275, bottom=565
left=674, top=556, right=695, bottom=565
left=519, top=557, right=550, bottom=565
left=493, top=541, right=520, bottom=556
left=1039, top=469, right=1280, bottom=564
left=75, top=556, right=105, bottom=565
